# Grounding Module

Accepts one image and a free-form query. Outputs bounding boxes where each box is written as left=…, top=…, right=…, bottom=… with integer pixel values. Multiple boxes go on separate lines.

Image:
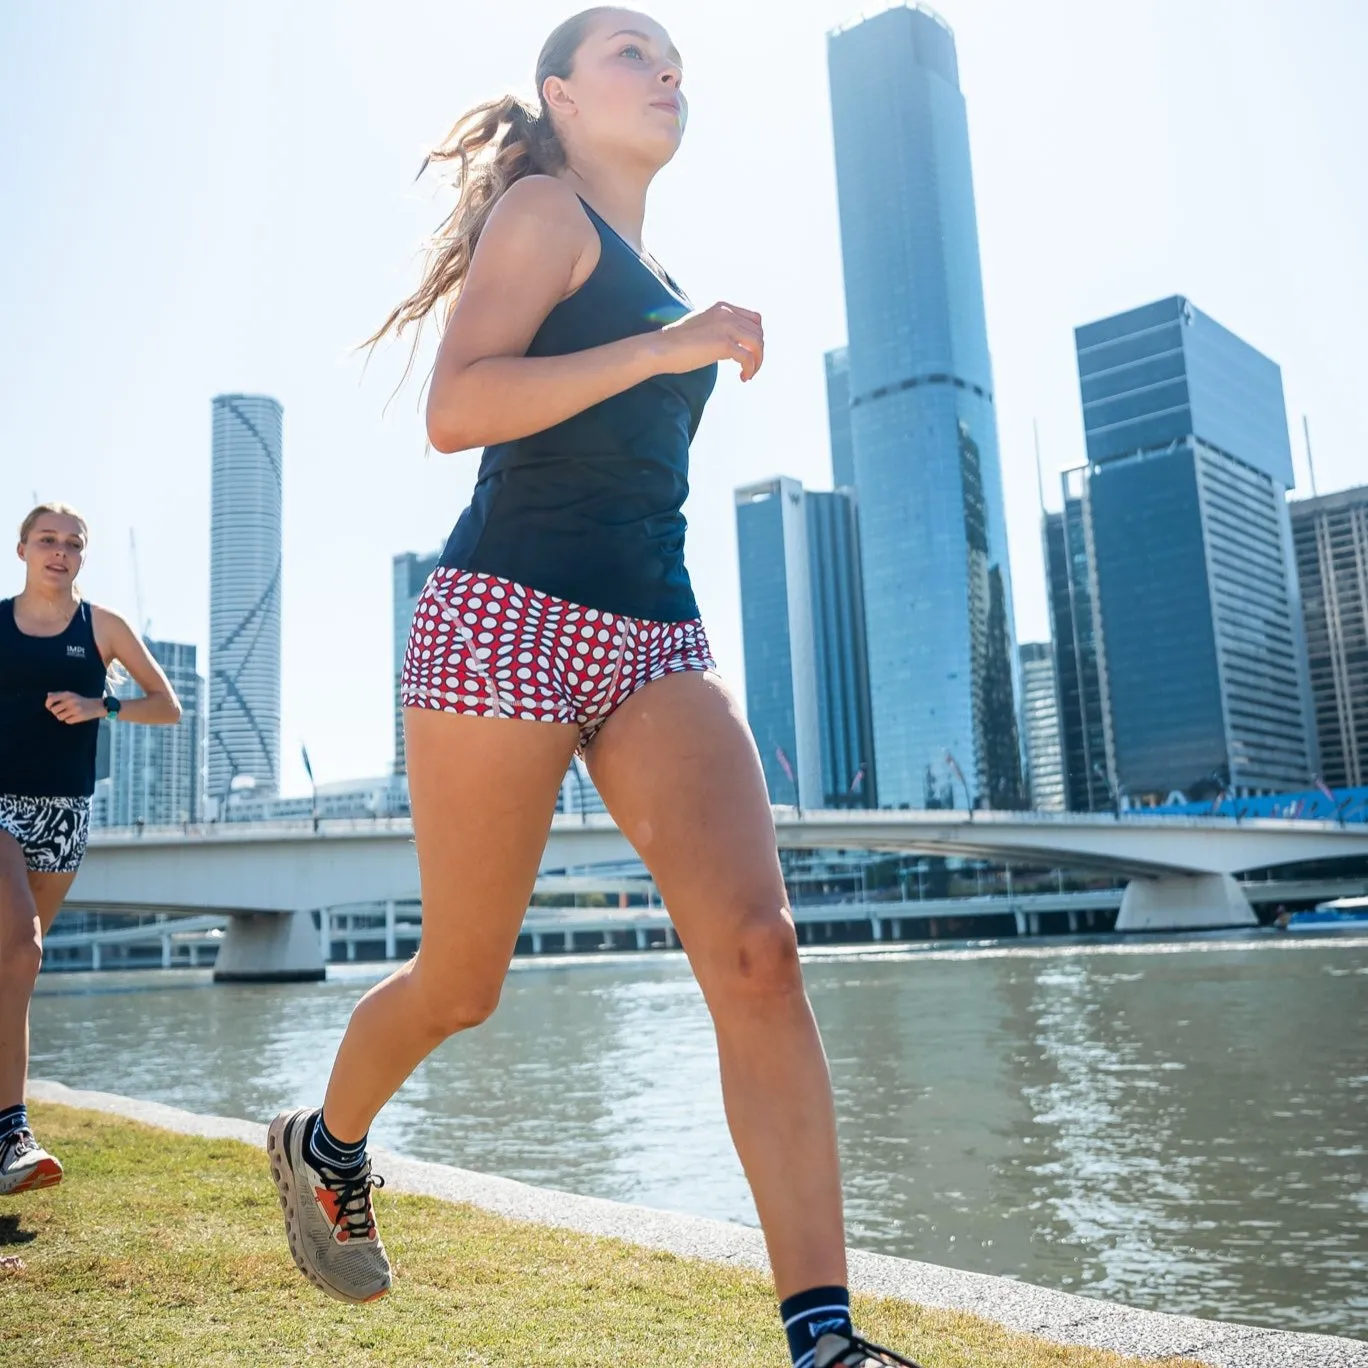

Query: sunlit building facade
left=828, top=4, right=1022, bottom=809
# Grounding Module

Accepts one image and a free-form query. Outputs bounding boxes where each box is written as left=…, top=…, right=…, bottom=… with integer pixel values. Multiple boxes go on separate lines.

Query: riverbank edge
left=26, top=1080, right=1365, bottom=1368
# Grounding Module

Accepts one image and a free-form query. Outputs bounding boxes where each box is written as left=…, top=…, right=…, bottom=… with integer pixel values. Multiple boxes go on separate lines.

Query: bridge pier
left=213, top=910, right=327, bottom=983
left=1116, top=873, right=1257, bottom=932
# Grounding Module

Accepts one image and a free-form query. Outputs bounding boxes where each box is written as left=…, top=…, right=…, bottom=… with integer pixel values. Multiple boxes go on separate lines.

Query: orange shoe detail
left=11, top=1158, right=62, bottom=1193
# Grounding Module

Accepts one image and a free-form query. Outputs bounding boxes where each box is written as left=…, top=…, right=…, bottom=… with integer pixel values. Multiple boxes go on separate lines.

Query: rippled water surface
left=32, top=935, right=1368, bottom=1337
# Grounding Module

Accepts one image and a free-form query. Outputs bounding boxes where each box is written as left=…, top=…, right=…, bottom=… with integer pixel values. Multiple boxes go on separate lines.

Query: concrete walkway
left=28, top=1079, right=1366, bottom=1368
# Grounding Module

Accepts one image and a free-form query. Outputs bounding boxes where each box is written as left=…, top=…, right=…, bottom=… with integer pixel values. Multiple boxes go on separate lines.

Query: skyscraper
left=828, top=4, right=1022, bottom=810
left=1018, top=643, right=1065, bottom=811
left=208, top=394, right=283, bottom=805
left=825, top=347, right=855, bottom=490
left=1074, top=297, right=1315, bottom=800
left=1043, top=479, right=1111, bottom=811
left=106, top=640, right=204, bottom=826
left=392, top=549, right=441, bottom=775
left=1291, top=485, right=1368, bottom=788
left=736, top=477, right=875, bottom=808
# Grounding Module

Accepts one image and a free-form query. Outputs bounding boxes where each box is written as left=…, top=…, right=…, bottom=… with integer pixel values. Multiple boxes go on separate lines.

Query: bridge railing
left=87, top=803, right=1362, bottom=847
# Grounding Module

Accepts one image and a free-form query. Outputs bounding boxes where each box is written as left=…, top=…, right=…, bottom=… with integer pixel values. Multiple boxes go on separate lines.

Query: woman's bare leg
left=0, top=837, right=74, bottom=1109
left=319, top=709, right=579, bottom=1140
left=586, top=670, right=846, bottom=1298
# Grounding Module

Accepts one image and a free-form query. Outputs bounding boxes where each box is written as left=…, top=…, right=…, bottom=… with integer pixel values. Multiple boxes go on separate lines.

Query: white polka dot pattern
left=400, top=568, right=716, bottom=747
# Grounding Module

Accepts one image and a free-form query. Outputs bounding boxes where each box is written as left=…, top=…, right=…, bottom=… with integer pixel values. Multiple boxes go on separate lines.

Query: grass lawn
left=0, top=1103, right=1204, bottom=1367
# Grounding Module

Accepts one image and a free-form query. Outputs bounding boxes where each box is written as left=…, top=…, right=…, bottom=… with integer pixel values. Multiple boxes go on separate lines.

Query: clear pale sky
left=3, top=0, right=1364, bottom=796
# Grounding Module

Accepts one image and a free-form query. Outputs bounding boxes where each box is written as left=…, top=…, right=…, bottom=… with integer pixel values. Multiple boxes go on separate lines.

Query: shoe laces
left=814, top=1331, right=925, bottom=1368
left=1, top=1130, right=38, bottom=1165
left=318, top=1160, right=385, bottom=1241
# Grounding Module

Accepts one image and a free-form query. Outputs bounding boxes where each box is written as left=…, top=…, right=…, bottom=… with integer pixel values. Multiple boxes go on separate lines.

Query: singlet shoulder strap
left=76, top=599, right=99, bottom=641
left=573, top=195, right=686, bottom=303
left=574, top=194, right=606, bottom=228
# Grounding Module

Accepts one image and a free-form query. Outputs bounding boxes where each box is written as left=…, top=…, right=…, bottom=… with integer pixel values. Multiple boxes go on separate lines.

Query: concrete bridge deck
left=69, top=810, right=1368, bottom=979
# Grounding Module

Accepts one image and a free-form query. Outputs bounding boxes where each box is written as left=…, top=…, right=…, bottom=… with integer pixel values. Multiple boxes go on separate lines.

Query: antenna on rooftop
left=129, top=528, right=150, bottom=639
left=1302, top=416, right=1319, bottom=498
left=1033, top=421, right=1047, bottom=516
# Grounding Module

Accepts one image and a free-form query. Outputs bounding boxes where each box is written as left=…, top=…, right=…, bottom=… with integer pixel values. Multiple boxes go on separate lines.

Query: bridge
left=70, top=809, right=1368, bottom=979
left=45, top=877, right=1368, bottom=975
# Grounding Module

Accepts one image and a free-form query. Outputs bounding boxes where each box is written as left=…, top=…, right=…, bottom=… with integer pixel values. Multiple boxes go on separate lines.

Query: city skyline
left=3, top=0, right=1364, bottom=796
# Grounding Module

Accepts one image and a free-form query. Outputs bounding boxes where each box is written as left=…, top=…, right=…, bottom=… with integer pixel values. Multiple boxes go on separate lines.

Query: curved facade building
left=828, top=4, right=1023, bottom=809
left=208, top=394, right=283, bottom=804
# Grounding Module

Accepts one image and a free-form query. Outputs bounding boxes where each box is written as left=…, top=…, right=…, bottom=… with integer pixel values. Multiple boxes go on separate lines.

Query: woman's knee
left=408, top=956, right=503, bottom=1039
left=707, top=902, right=804, bottom=1002
left=0, top=911, right=42, bottom=988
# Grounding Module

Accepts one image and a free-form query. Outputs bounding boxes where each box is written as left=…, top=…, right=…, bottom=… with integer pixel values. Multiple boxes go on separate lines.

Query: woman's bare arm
left=424, top=176, right=763, bottom=452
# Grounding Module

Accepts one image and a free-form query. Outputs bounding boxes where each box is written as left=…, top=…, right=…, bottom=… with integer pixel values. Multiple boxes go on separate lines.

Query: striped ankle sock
left=306, top=1110, right=368, bottom=1177
left=780, top=1285, right=853, bottom=1368
left=0, top=1104, right=27, bottom=1144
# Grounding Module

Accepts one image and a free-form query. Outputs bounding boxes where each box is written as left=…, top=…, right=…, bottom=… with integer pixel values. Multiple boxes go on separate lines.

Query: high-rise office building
left=208, top=394, right=283, bottom=805
left=1073, top=296, right=1315, bottom=801
left=807, top=488, right=877, bottom=807
left=1018, top=643, right=1065, bottom=811
left=1043, top=479, right=1111, bottom=811
left=828, top=5, right=1022, bottom=810
left=106, top=640, right=204, bottom=826
left=392, top=549, right=442, bottom=774
left=1291, top=485, right=1368, bottom=788
left=825, top=347, right=855, bottom=490
left=736, top=477, right=875, bottom=808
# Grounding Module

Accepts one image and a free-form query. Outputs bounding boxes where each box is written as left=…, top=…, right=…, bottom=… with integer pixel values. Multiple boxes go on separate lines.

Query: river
left=31, top=932, right=1368, bottom=1338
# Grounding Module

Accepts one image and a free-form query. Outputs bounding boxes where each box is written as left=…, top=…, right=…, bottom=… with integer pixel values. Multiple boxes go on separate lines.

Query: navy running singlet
left=0, top=598, right=108, bottom=799
left=439, top=196, right=718, bottom=622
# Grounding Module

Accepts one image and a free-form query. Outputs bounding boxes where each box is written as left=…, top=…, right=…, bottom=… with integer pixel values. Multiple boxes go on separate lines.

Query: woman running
left=268, top=11, right=919, bottom=1366
left=0, top=503, right=183, bottom=1194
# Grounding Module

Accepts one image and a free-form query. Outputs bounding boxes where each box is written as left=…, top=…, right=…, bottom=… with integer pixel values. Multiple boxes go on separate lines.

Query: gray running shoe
left=0, top=1129, right=62, bottom=1194
left=266, top=1108, right=391, bottom=1303
left=814, top=1331, right=924, bottom=1367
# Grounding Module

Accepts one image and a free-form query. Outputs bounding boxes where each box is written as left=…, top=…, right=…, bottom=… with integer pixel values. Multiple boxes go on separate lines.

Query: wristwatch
left=102, top=695, right=122, bottom=719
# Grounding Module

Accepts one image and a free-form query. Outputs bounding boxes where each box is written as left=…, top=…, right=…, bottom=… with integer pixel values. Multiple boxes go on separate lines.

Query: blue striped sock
left=0, top=1104, right=27, bottom=1143
left=306, top=1110, right=368, bottom=1177
left=780, top=1285, right=852, bottom=1368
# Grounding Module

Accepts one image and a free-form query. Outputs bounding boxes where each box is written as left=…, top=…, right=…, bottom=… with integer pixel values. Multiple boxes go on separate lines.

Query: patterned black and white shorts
left=0, top=795, right=91, bottom=874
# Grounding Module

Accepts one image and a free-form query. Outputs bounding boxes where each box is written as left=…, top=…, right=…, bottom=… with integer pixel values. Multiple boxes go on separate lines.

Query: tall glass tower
left=1044, top=478, right=1112, bottom=812
left=828, top=4, right=1022, bottom=809
left=1074, top=297, right=1316, bottom=800
left=1291, top=486, right=1368, bottom=788
left=208, top=394, right=283, bottom=805
left=736, top=477, right=876, bottom=809
left=824, top=347, right=855, bottom=490
left=107, top=640, right=204, bottom=826
left=392, top=549, right=441, bottom=775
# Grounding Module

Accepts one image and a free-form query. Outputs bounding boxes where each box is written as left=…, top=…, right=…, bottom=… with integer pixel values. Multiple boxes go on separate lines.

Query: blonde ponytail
left=365, top=8, right=616, bottom=366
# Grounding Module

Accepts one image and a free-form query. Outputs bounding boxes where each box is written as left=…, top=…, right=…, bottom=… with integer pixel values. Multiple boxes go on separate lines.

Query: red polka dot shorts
left=401, top=569, right=717, bottom=748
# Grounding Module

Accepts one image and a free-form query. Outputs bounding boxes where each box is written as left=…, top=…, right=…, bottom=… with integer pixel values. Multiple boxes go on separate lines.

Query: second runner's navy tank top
left=439, top=196, right=718, bottom=622
left=0, top=598, right=108, bottom=799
